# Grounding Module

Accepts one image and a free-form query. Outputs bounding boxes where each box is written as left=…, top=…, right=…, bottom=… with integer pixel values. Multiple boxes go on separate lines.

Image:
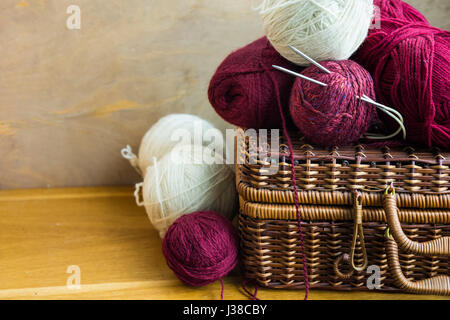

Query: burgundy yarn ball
left=355, top=0, right=450, bottom=148
left=289, top=60, right=376, bottom=147
left=162, top=211, right=239, bottom=287
left=208, top=37, right=302, bottom=129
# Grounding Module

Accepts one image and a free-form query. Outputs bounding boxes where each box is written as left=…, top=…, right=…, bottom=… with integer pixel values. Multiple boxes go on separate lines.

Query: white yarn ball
left=122, top=113, right=221, bottom=176
left=258, top=0, right=374, bottom=66
left=137, top=144, right=236, bottom=238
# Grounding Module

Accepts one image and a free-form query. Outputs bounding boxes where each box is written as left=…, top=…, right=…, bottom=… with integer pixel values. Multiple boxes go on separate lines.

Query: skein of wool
left=289, top=60, right=377, bottom=146
left=258, top=0, right=374, bottom=66
left=162, top=211, right=239, bottom=290
left=136, top=144, right=236, bottom=239
left=355, top=4, right=450, bottom=148
left=208, top=37, right=302, bottom=129
left=121, top=114, right=218, bottom=176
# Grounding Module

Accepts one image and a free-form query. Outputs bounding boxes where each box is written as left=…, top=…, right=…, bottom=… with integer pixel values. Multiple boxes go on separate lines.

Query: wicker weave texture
left=236, top=129, right=450, bottom=294
left=239, top=213, right=450, bottom=291
left=236, top=129, right=450, bottom=204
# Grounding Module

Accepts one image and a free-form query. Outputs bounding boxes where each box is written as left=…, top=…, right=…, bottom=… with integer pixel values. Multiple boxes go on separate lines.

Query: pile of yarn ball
left=258, top=0, right=374, bottom=66
left=162, top=211, right=239, bottom=287
left=289, top=60, right=376, bottom=146
left=355, top=0, right=450, bottom=148
left=123, top=113, right=236, bottom=239
left=208, top=37, right=302, bottom=129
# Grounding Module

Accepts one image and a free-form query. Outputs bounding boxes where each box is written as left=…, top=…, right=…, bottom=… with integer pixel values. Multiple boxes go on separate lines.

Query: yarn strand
left=241, top=280, right=259, bottom=300
left=266, top=65, right=310, bottom=300
left=220, top=278, right=224, bottom=300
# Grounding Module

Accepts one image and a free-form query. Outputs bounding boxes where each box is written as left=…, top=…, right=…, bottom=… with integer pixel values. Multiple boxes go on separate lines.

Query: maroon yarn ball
left=289, top=60, right=376, bottom=147
left=162, top=211, right=239, bottom=287
left=355, top=0, right=450, bottom=148
left=208, top=37, right=302, bottom=129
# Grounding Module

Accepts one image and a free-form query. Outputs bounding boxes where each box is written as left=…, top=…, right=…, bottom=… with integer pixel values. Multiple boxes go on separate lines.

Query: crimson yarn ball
left=208, top=37, right=302, bottom=129
left=289, top=60, right=376, bottom=147
left=355, top=0, right=450, bottom=148
left=162, top=211, right=239, bottom=287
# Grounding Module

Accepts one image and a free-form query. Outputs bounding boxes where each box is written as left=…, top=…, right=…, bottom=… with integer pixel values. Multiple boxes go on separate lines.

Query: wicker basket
left=235, top=128, right=450, bottom=295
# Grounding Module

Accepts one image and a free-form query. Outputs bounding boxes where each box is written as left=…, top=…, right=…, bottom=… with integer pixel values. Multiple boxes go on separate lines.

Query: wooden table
left=0, top=186, right=448, bottom=300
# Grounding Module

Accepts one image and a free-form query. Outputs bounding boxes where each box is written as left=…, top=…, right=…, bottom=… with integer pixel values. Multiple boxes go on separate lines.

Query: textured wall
left=0, top=0, right=448, bottom=189
left=405, top=0, right=449, bottom=29
left=0, top=0, right=262, bottom=189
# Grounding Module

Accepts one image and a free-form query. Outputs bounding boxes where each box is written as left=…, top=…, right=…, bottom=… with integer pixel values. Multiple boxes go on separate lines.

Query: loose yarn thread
left=258, top=0, right=374, bottom=66
left=265, top=64, right=310, bottom=300
left=241, top=280, right=259, bottom=300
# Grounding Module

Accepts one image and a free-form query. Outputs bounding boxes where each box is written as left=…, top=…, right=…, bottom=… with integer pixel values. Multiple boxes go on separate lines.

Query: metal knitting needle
left=273, top=65, right=403, bottom=122
left=273, top=63, right=407, bottom=140
left=360, top=95, right=404, bottom=122
left=286, top=46, right=404, bottom=123
left=272, top=65, right=327, bottom=87
left=288, top=45, right=331, bottom=74
left=358, top=95, right=406, bottom=140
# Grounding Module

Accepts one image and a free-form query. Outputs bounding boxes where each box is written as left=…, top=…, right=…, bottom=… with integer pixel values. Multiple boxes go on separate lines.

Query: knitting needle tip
left=288, top=45, right=331, bottom=74
left=272, top=65, right=327, bottom=87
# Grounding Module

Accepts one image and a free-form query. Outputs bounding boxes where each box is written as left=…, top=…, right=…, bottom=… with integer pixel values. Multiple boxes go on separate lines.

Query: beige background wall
left=0, top=0, right=448, bottom=189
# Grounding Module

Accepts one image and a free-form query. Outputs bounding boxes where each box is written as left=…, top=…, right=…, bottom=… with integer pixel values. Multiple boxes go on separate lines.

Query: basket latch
left=334, top=192, right=368, bottom=279
left=349, top=192, right=368, bottom=272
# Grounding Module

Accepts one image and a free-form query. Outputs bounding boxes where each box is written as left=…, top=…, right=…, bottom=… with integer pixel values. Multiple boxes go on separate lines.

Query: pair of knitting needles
left=273, top=45, right=406, bottom=140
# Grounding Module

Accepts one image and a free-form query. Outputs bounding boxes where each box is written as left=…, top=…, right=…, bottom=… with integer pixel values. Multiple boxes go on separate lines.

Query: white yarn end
left=134, top=182, right=145, bottom=207
left=121, top=145, right=142, bottom=175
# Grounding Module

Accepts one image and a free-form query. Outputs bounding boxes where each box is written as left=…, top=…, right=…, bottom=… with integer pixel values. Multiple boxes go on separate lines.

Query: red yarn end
left=242, top=280, right=259, bottom=301
left=220, top=278, right=224, bottom=300
left=266, top=66, right=310, bottom=300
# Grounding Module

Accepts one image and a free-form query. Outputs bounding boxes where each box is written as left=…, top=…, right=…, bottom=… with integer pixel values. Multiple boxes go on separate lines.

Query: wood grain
left=0, top=186, right=448, bottom=300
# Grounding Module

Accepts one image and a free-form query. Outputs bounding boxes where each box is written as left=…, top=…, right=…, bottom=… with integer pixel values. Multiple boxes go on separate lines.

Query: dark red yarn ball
left=355, top=0, right=450, bottom=148
left=162, top=211, right=239, bottom=287
left=208, top=37, right=302, bottom=129
left=289, top=60, right=376, bottom=147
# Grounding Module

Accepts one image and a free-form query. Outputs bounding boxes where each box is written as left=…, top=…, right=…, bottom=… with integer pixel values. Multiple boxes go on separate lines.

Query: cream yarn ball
left=121, top=113, right=219, bottom=176
left=121, top=113, right=236, bottom=239
left=258, top=0, right=374, bottom=66
left=135, top=145, right=236, bottom=238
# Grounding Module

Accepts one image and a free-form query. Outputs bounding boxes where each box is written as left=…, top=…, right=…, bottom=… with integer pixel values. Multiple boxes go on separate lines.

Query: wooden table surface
left=0, top=186, right=448, bottom=300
